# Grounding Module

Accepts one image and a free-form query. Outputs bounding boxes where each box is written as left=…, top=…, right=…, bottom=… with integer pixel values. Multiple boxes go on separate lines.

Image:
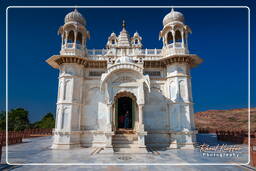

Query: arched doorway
left=117, top=97, right=133, bottom=129
left=114, top=92, right=136, bottom=130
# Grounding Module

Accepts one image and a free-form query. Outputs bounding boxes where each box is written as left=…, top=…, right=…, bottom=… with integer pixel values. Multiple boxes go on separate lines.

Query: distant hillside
left=194, top=108, right=256, bottom=131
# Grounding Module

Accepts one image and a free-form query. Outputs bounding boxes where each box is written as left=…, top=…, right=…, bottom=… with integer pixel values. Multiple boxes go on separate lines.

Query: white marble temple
left=46, top=8, right=203, bottom=151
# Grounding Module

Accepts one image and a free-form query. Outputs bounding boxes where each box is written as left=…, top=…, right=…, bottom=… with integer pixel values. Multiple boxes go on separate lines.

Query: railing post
left=0, top=142, right=2, bottom=164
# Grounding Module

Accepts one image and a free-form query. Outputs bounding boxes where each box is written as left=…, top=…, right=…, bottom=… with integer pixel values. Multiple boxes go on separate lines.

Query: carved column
left=73, top=31, right=77, bottom=48
left=65, top=31, right=68, bottom=48
left=166, top=63, right=196, bottom=149
left=181, top=30, right=185, bottom=48
left=82, top=36, right=85, bottom=47
left=137, top=104, right=146, bottom=147
left=172, top=30, right=176, bottom=48
left=51, top=63, right=83, bottom=149
left=61, top=34, right=64, bottom=50
left=106, top=104, right=112, bottom=131
left=185, top=32, right=188, bottom=48
left=105, top=103, right=114, bottom=149
left=138, top=104, right=144, bottom=129
left=134, top=107, right=139, bottom=131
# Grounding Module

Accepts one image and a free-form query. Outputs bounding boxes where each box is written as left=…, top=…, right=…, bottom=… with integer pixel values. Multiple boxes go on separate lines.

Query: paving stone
left=0, top=134, right=250, bottom=170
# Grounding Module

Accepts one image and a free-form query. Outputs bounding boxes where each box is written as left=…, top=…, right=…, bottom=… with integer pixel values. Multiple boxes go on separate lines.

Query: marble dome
left=133, top=32, right=140, bottom=37
left=110, top=32, right=116, bottom=37
left=163, top=8, right=184, bottom=26
left=64, top=9, right=86, bottom=25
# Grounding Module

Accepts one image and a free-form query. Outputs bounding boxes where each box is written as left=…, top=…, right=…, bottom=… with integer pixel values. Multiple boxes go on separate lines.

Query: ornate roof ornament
left=110, top=32, right=116, bottom=37
left=163, top=8, right=184, bottom=26
left=133, top=31, right=140, bottom=38
left=64, top=9, right=86, bottom=25
left=122, top=20, right=126, bottom=29
left=117, top=20, right=131, bottom=48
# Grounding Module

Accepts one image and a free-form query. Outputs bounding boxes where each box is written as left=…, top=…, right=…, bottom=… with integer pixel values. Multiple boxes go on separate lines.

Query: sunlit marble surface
left=0, top=134, right=251, bottom=171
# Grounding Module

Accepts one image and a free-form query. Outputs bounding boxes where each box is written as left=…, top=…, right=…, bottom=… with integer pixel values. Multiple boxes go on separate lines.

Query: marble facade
left=46, top=8, right=202, bottom=152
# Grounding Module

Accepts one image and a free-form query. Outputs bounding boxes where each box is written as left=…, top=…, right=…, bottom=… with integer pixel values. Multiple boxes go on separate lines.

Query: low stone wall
left=0, top=128, right=53, bottom=163
left=0, top=128, right=53, bottom=146
left=202, top=129, right=256, bottom=167
left=215, top=130, right=256, bottom=144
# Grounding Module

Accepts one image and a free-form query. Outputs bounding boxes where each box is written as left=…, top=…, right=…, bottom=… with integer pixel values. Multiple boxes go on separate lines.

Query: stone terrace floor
left=0, top=134, right=255, bottom=171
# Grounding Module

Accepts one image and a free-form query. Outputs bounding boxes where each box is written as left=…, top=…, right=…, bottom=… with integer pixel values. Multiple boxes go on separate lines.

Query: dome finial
left=162, top=8, right=184, bottom=26
left=64, top=8, right=86, bottom=25
left=74, top=5, right=78, bottom=12
left=122, top=20, right=126, bottom=29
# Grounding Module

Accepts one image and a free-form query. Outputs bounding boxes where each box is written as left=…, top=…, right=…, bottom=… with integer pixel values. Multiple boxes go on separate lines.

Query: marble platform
left=0, top=134, right=253, bottom=171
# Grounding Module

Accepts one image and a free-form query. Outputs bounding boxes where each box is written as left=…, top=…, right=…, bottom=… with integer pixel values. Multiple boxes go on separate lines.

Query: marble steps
left=113, top=134, right=137, bottom=140
left=112, top=134, right=138, bottom=143
left=113, top=143, right=140, bottom=148
left=112, top=133, right=139, bottom=149
left=112, top=140, right=138, bottom=145
left=115, top=129, right=135, bottom=134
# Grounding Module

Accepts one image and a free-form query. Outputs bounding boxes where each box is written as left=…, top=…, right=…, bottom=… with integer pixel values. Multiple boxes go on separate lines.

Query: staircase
left=112, top=129, right=139, bottom=153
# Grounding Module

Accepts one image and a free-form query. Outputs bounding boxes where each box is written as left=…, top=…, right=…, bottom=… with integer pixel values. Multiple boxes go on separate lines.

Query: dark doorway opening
left=118, top=97, right=132, bottom=129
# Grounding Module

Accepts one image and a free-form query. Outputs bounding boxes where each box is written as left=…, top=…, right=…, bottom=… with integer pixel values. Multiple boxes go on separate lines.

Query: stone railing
left=87, top=49, right=108, bottom=56
left=60, top=43, right=86, bottom=56
left=140, top=49, right=162, bottom=55
left=0, top=128, right=53, bottom=162
left=60, top=48, right=85, bottom=57
left=167, top=42, right=183, bottom=48
left=63, top=43, right=84, bottom=50
left=0, top=128, right=53, bottom=146
left=162, top=47, right=189, bottom=57
left=87, top=48, right=162, bottom=58
left=60, top=46, right=190, bottom=60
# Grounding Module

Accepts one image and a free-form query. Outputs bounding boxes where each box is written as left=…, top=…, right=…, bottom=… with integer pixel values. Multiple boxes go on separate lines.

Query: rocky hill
left=194, top=108, right=256, bottom=131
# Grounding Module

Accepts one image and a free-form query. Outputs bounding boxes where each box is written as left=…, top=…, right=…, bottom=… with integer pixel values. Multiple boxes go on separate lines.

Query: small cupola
left=131, top=32, right=142, bottom=49
left=159, top=8, right=191, bottom=56
left=58, top=9, right=90, bottom=57
left=106, top=32, right=118, bottom=49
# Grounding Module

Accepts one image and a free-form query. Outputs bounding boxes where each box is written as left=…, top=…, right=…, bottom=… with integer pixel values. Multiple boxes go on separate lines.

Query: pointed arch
left=76, top=32, right=83, bottom=44
left=67, top=30, right=75, bottom=43
left=167, top=32, right=174, bottom=44
left=174, top=30, right=182, bottom=42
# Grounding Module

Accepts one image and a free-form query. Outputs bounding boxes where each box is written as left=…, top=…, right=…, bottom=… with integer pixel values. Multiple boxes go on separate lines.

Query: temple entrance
left=113, top=91, right=137, bottom=132
left=117, top=97, right=133, bottom=129
left=112, top=92, right=145, bottom=152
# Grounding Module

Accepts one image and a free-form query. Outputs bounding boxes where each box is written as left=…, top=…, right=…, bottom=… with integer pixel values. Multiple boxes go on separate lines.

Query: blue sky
left=1, top=1, right=255, bottom=122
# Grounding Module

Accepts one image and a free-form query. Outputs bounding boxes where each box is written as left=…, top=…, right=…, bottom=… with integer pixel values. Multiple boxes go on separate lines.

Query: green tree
left=32, top=113, right=55, bottom=129
left=0, top=111, right=6, bottom=130
left=8, top=108, right=30, bottom=131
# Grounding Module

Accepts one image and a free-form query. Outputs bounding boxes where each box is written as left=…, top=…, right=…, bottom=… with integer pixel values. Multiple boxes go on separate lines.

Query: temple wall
left=79, top=77, right=109, bottom=130
left=80, top=79, right=109, bottom=147
left=144, top=82, right=170, bottom=147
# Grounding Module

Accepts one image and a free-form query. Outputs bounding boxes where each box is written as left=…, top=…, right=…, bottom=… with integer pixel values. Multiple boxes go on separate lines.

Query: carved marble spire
left=122, top=20, right=126, bottom=29
left=117, top=20, right=131, bottom=48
